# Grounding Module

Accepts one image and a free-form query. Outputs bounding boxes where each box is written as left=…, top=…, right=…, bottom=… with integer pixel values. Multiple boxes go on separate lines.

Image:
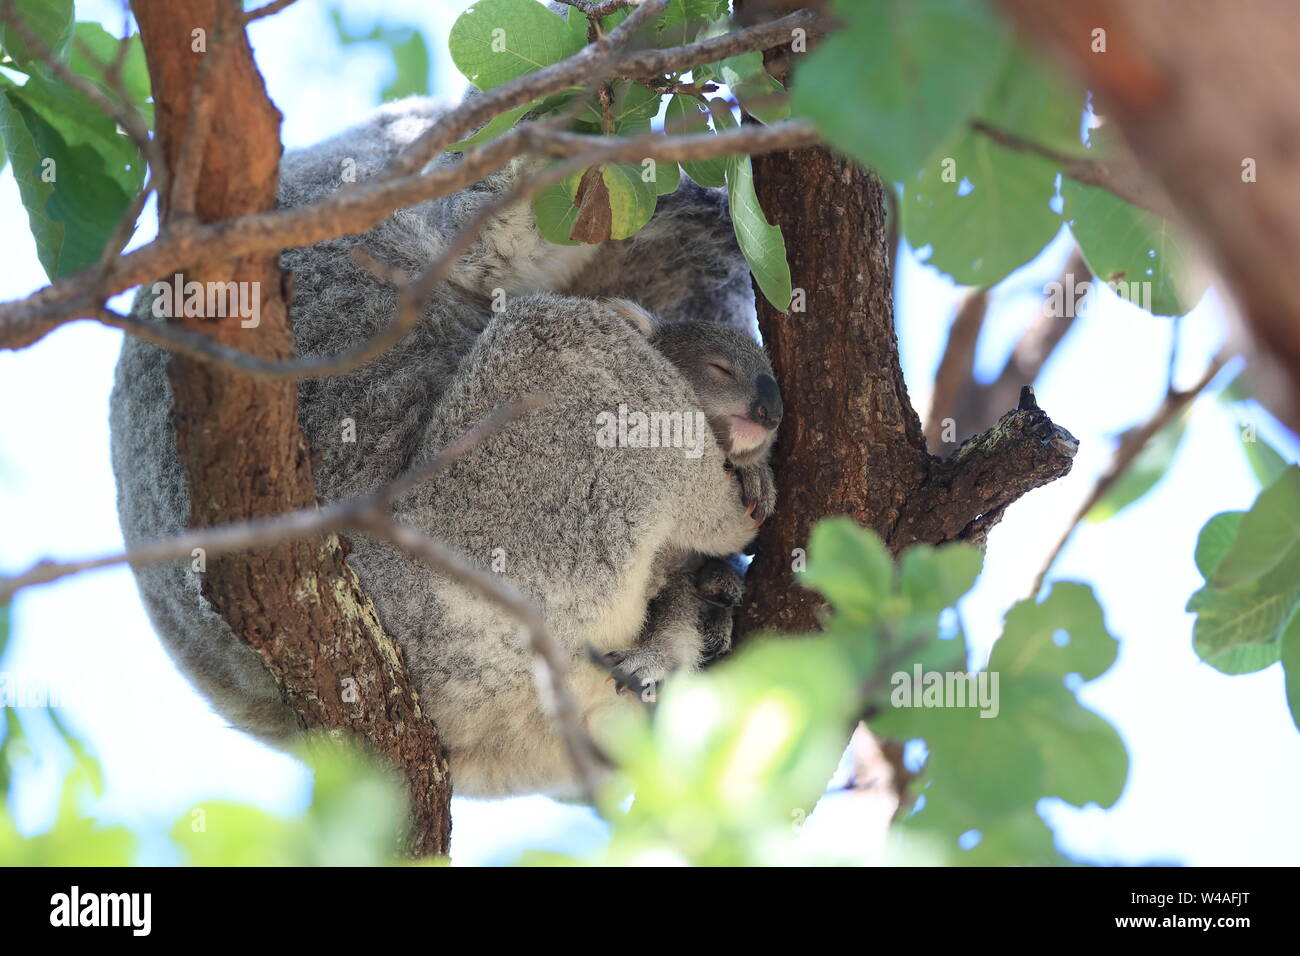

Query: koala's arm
left=601, top=557, right=745, bottom=698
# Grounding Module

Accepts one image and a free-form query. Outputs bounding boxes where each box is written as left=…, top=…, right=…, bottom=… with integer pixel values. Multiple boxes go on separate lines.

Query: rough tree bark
left=734, top=15, right=1079, bottom=829
left=132, top=0, right=451, bottom=857
left=735, top=47, right=1077, bottom=638
left=999, top=0, right=1300, bottom=429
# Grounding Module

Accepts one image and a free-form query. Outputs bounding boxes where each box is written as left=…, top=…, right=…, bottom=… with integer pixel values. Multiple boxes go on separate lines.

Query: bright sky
left=0, top=0, right=1297, bottom=866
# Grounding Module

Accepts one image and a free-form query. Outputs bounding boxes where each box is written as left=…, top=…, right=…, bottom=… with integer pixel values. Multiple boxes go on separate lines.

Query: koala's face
left=649, top=322, right=783, bottom=466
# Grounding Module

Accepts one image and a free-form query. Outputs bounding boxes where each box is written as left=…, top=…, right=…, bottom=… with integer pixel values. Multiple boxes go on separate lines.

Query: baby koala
left=608, top=299, right=783, bottom=522
left=599, top=300, right=782, bottom=698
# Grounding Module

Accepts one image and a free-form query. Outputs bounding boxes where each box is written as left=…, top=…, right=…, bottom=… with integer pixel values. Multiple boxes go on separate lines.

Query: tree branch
left=127, top=0, right=458, bottom=856
left=926, top=251, right=1088, bottom=450
left=924, top=287, right=988, bottom=450
left=382, top=5, right=819, bottom=179
left=553, top=0, right=637, bottom=17
left=971, top=120, right=1179, bottom=221
left=0, top=119, right=816, bottom=355
left=0, top=396, right=609, bottom=806
left=1031, top=352, right=1229, bottom=594
left=896, top=387, right=1080, bottom=550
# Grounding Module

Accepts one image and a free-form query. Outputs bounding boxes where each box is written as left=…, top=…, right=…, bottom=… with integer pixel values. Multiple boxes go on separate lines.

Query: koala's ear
left=604, top=298, right=659, bottom=337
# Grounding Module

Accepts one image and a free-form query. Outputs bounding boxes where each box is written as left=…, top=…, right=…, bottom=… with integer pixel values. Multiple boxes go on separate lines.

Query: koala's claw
left=734, top=463, right=777, bottom=525
left=595, top=648, right=665, bottom=703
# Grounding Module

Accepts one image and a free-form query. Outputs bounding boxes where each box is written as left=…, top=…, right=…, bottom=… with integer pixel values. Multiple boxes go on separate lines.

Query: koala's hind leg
left=693, top=556, right=745, bottom=664
left=595, top=558, right=745, bottom=702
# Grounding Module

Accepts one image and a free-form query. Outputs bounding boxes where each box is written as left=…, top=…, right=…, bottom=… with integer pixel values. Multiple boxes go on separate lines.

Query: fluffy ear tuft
left=603, top=297, right=660, bottom=337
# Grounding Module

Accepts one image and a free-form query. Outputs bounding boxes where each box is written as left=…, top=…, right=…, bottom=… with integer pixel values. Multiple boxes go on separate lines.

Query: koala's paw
left=695, top=557, right=744, bottom=609
left=731, top=462, right=777, bottom=527
left=600, top=648, right=671, bottom=703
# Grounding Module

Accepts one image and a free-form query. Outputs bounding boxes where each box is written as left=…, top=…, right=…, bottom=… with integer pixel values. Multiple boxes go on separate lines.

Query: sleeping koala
left=110, top=97, right=779, bottom=797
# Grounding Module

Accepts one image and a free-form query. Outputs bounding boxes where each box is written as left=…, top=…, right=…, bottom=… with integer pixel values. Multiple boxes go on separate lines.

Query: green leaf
left=1189, top=549, right=1300, bottom=674
left=380, top=31, right=431, bottom=101
left=11, top=72, right=144, bottom=197
left=172, top=736, right=406, bottom=866
left=616, top=83, right=662, bottom=135
left=1187, top=472, right=1300, bottom=674
left=790, top=0, right=1011, bottom=185
left=1194, top=511, right=1244, bottom=579
left=1241, top=432, right=1292, bottom=489
left=1282, top=611, right=1300, bottom=733
left=447, top=101, right=534, bottom=151
left=531, top=163, right=657, bottom=244
left=975, top=45, right=1085, bottom=157
left=727, top=152, right=791, bottom=310
left=601, top=632, right=860, bottom=864
left=0, top=86, right=135, bottom=278
left=878, top=583, right=1126, bottom=840
left=993, top=582, right=1119, bottom=683
left=1062, top=173, right=1207, bottom=317
left=1212, top=466, right=1300, bottom=589
left=666, top=94, right=725, bottom=187
left=601, top=161, right=658, bottom=239
left=0, top=0, right=74, bottom=69
left=531, top=167, right=584, bottom=246
left=902, top=130, right=1061, bottom=287
left=714, top=52, right=788, bottom=125
left=656, top=0, right=725, bottom=48
left=1086, top=414, right=1188, bottom=522
left=448, top=0, right=584, bottom=91
left=716, top=102, right=791, bottom=311
left=802, top=517, right=894, bottom=619
left=67, top=24, right=152, bottom=124
left=650, top=158, right=680, bottom=196
left=899, top=542, right=983, bottom=614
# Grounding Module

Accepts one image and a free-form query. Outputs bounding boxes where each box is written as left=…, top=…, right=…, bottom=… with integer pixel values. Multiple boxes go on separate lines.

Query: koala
left=590, top=302, right=781, bottom=696
left=109, top=97, right=775, bottom=798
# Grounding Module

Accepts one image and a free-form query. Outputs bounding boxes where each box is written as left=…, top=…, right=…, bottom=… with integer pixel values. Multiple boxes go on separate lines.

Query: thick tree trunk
left=735, top=13, right=1079, bottom=832
left=735, top=128, right=1076, bottom=639
left=133, top=0, right=451, bottom=857
left=737, top=146, right=929, bottom=635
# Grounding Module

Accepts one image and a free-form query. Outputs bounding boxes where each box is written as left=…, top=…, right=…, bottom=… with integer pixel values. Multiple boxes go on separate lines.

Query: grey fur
left=109, top=97, right=775, bottom=797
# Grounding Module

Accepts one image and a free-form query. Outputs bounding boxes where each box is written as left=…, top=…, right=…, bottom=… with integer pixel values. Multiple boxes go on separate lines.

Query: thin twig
left=553, top=0, right=638, bottom=17
left=0, top=396, right=547, bottom=601
left=971, top=120, right=1179, bottom=221
left=385, top=0, right=670, bottom=180
left=0, top=392, right=606, bottom=800
left=21, top=120, right=815, bottom=374
left=244, top=0, right=299, bottom=23
left=376, top=519, right=607, bottom=802
left=925, top=287, right=988, bottom=450
left=1031, top=350, right=1230, bottom=595
left=613, top=9, right=825, bottom=79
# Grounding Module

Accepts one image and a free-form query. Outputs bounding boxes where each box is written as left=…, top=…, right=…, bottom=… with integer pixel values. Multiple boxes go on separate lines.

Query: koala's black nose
left=750, top=373, right=783, bottom=428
